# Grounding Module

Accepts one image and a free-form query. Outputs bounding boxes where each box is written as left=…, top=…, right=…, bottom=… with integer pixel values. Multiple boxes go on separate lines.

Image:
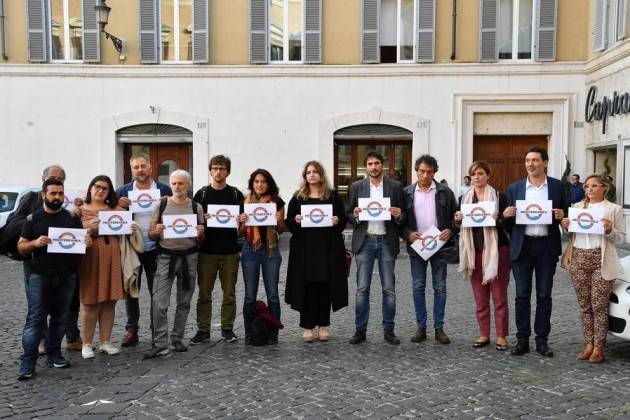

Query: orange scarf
left=245, top=194, right=278, bottom=256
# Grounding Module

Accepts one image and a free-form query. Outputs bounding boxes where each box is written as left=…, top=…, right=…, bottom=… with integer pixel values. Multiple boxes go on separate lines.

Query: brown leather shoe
left=577, top=343, right=594, bottom=360
left=589, top=347, right=605, bottom=363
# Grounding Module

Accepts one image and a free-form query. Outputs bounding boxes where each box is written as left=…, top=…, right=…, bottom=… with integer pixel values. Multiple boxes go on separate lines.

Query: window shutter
left=139, top=0, right=159, bottom=63
left=82, top=0, right=101, bottom=62
left=592, top=0, right=606, bottom=51
left=249, top=0, right=268, bottom=64
left=303, top=0, right=322, bottom=64
left=416, top=0, right=435, bottom=62
left=479, top=0, right=497, bottom=62
left=192, top=0, right=209, bottom=63
left=618, top=0, right=628, bottom=40
left=361, top=0, right=379, bottom=63
left=534, top=0, right=557, bottom=61
left=26, top=0, right=48, bottom=62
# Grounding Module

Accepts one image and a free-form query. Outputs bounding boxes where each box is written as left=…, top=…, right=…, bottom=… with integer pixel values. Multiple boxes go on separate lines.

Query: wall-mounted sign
left=585, top=86, right=630, bottom=134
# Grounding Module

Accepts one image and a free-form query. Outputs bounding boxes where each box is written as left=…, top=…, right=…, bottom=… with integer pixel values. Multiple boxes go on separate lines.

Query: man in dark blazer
left=400, top=155, right=457, bottom=345
left=503, top=146, right=566, bottom=357
left=346, top=150, right=404, bottom=345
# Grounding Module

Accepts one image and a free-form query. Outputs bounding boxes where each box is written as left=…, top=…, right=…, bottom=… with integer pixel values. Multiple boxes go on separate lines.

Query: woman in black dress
left=285, top=161, right=348, bottom=342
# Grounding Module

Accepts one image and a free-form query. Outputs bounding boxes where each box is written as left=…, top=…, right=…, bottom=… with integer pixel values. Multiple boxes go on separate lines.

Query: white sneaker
left=99, top=342, right=120, bottom=355
left=82, top=344, right=95, bottom=359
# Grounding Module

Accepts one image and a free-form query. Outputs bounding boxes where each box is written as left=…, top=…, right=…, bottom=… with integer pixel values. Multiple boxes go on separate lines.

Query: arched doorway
left=117, top=124, right=193, bottom=186
left=334, top=124, right=413, bottom=202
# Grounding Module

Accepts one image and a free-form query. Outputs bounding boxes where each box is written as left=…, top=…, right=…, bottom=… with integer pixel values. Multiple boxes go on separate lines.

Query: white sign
left=358, top=197, right=391, bottom=221
left=47, top=227, right=87, bottom=254
left=61, top=191, right=78, bottom=214
left=163, top=214, right=199, bottom=239
left=244, top=203, right=277, bottom=226
left=301, top=204, right=333, bottom=228
left=461, top=202, right=496, bottom=228
left=410, top=225, right=446, bottom=261
left=515, top=200, right=553, bottom=225
left=206, top=204, right=239, bottom=228
left=98, top=211, right=133, bottom=235
left=128, top=189, right=161, bottom=213
left=568, top=207, right=605, bottom=235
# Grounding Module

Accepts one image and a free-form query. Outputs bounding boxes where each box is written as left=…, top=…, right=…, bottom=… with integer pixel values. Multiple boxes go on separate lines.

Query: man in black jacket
left=400, top=155, right=457, bottom=344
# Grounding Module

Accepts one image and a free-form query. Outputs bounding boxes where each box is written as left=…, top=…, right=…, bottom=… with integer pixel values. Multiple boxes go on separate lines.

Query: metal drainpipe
left=450, top=0, right=457, bottom=61
left=0, top=0, right=7, bottom=60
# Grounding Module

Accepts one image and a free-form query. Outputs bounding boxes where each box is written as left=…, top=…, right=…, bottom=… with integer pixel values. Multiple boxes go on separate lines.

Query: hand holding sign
left=207, top=205, right=239, bottom=228
left=99, top=211, right=133, bottom=235
left=461, top=202, right=496, bottom=228
left=515, top=200, right=553, bottom=225
left=410, top=225, right=446, bottom=261
left=244, top=203, right=277, bottom=226
left=301, top=205, right=333, bottom=228
left=163, top=214, right=199, bottom=239
left=358, top=198, right=391, bottom=221
left=47, top=227, right=88, bottom=254
left=567, top=207, right=605, bottom=235
left=128, top=189, right=161, bottom=213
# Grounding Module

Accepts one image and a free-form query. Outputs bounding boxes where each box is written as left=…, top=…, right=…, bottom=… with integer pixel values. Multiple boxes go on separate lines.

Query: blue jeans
left=354, top=238, right=396, bottom=332
left=241, top=244, right=282, bottom=338
left=512, top=237, right=557, bottom=341
left=409, top=255, right=447, bottom=330
left=21, top=272, right=77, bottom=367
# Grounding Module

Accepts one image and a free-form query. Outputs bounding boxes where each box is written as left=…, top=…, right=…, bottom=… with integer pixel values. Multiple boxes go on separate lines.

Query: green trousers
left=196, top=253, right=240, bottom=332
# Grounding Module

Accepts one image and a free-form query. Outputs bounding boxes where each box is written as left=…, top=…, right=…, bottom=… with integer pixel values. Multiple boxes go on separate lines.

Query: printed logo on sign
left=171, top=218, right=191, bottom=235
left=252, top=207, right=271, bottom=223
left=366, top=201, right=385, bottom=217
left=106, top=214, right=126, bottom=231
left=63, top=196, right=72, bottom=209
left=215, top=208, right=234, bottom=224
left=58, top=232, right=79, bottom=250
left=468, top=206, right=491, bottom=223
left=575, top=212, right=596, bottom=230
left=421, top=235, right=438, bottom=252
left=523, top=204, right=544, bottom=221
left=308, top=208, right=326, bottom=224
left=136, top=193, right=154, bottom=209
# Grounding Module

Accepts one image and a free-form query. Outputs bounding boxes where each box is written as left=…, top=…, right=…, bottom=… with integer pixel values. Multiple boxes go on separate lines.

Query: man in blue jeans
left=346, top=150, right=404, bottom=345
left=401, top=155, right=457, bottom=344
left=17, top=178, right=93, bottom=380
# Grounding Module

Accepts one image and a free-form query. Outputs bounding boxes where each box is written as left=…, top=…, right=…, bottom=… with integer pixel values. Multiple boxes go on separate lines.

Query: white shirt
left=367, top=178, right=387, bottom=235
left=133, top=180, right=158, bottom=250
left=458, top=185, right=472, bottom=197
left=524, top=176, right=549, bottom=237
left=573, top=201, right=604, bottom=249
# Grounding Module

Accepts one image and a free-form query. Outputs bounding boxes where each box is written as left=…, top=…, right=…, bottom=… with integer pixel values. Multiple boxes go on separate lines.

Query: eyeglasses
left=211, top=167, right=228, bottom=172
left=93, top=184, right=110, bottom=192
left=584, top=184, right=604, bottom=190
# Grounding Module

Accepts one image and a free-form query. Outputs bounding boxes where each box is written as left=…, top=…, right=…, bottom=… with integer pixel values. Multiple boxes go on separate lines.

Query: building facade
left=0, top=0, right=628, bottom=240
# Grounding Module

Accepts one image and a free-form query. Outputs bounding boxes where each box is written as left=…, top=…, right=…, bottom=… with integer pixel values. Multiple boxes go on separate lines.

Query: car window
left=0, top=193, right=18, bottom=212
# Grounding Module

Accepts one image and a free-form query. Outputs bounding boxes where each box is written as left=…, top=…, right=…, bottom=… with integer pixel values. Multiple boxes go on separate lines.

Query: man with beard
left=17, top=178, right=93, bottom=379
left=346, top=150, right=405, bottom=345
left=117, top=154, right=172, bottom=346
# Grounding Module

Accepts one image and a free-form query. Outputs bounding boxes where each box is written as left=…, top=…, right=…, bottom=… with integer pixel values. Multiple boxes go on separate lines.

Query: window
left=49, top=0, right=82, bottom=61
left=380, top=0, right=415, bottom=63
left=270, top=0, right=303, bottom=62
left=497, top=0, right=532, bottom=59
left=161, top=0, right=193, bottom=62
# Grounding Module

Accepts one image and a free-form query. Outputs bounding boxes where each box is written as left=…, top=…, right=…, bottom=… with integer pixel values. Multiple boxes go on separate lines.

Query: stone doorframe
left=100, top=108, right=210, bottom=191
left=318, top=106, right=430, bottom=179
left=454, top=93, right=577, bottom=186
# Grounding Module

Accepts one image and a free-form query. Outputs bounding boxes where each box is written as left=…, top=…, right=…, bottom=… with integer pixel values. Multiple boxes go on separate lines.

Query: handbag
left=437, top=235, right=460, bottom=265
left=344, top=249, right=353, bottom=277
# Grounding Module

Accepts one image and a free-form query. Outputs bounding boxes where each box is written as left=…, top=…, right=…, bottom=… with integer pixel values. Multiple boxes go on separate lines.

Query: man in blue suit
left=503, top=146, right=566, bottom=357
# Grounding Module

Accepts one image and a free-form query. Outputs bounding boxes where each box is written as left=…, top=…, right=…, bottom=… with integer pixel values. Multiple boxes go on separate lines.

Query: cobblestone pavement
left=1, top=238, right=630, bottom=419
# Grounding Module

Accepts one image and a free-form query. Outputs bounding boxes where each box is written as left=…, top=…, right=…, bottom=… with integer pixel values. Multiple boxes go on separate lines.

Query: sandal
left=495, top=343, right=508, bottom=351
left=472, top=340, right=490, bottom=348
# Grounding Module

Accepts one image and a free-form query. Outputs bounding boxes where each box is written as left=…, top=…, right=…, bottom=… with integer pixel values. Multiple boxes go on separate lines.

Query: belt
left=366, top=234, right=386, bottom=240
left=525, top=235, right=548, bottom=241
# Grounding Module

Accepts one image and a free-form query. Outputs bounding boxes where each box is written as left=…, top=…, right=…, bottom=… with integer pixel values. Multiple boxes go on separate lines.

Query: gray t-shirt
left=151, top=198, right=204, bottom=251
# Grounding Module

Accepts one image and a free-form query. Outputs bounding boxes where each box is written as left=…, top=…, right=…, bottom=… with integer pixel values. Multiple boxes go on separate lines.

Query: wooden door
left=473, top=135, right=548, bottom=194
left=123, top=143, right=192, bottom=185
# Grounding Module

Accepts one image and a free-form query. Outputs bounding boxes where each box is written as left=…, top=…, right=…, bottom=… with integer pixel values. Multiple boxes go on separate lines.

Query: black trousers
left=299, top=283, right=331, bottom=329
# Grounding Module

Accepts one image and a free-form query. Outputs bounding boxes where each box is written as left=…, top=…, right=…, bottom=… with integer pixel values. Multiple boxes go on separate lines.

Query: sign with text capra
left=568, top=207, right=605, bottom=235
left=98, top=211, right=132, bottom=235
left=301, top=204, right=333, bottom=228
left=461, top=202, right=496, bottom=228
left=47, top=228, right=87, bottom=254
left=410, top=225, right=446, bottom=261
left=358, top=198, right=391, bottom=221
left=515, top=200, right=553, bottom=225
left=206, top=205, right=239, bottom=228
left=128, top=189, right=161, bottom=213
left=163, top=214, right=198, bottom=239
left=244, top=203, right=277, bottom=226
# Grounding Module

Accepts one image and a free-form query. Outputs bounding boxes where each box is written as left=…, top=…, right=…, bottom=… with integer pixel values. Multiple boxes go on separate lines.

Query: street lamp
left=95, top=0, right=123, bottom=55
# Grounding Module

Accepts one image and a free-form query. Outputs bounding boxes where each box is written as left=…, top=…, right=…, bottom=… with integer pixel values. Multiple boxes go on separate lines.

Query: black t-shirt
left=194, top=185, right=245, bottom=255
left=21, top=209, right=83, bottom=276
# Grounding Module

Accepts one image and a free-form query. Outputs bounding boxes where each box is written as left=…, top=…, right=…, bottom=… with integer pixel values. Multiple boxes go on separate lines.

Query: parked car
left=609, top=256, right=630, bottom=341
left=0, top=186, right=39, bottom=229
